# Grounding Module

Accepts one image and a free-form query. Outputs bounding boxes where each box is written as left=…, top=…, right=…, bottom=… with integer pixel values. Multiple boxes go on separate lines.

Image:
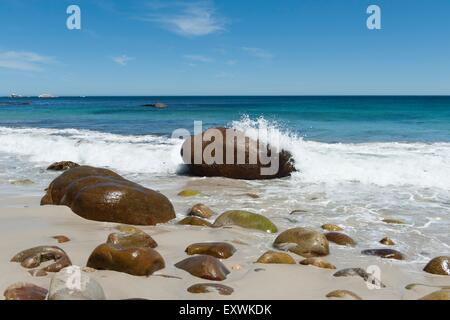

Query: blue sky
left=0, top=0, right=449, bottom=96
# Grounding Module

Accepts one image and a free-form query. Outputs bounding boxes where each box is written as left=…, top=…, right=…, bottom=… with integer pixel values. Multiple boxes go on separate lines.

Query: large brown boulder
left=41, top=166, right=175, bottom=225
left=273, top=227, right=330, bottom=257
left=180, top=127, right=295, bottom=180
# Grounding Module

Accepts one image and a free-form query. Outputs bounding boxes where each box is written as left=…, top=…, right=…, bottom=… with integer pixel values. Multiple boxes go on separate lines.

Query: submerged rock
left=11, top=245, right=72, bottom=273
left=3, top=283, right=48, bottom=300
left=382, top=218, right=405, bottom=225
left=321, top=224, right=343, bottom=232
left=41, top=166, right=176, bottom=225
left=255, top=251, right=296, bottom=264
left=326, top=290, right=362, bottom=300
left=107, top=226, right=157, bottom=249
left=379, top=237, right=395, bottom=246
left=213, top=210, right=278, bottom=233
left=325, top=232, right=356, bottom=246
left=10, top=179, right=34, bottom=185
left=333, top=268, right=386, bottom=288
left=47, top=161, right=80, bottom=171
left=87, top=243, right=165, bottom=276
left=48, top=266, right=106, bottom=300
left=273, top=227, right=329, bottom=257
left=185, top=242, right=236, bottom=259
left=423, top=256, right=450, bottom=276
left=419, top=290, right=450, bottom=300
left=178, top=189, right=201, bottom=197
left=361, top=248, right=405, bottom=260
left=180, top=127, right=295, bottom=180
left=178, top=216, right=212, bottom=227
left=300, top=257, right=336, bottom=269
left=175, top=255, right=230, bottom=281
left=188, top=203, right=213, bottom=218
left=187, top=283, right=234, bottom=295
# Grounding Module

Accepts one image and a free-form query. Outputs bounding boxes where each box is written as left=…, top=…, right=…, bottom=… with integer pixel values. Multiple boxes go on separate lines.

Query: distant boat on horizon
left=38, top=93, right=58, bottom=99
left=10, top=93, right=23, bottom=98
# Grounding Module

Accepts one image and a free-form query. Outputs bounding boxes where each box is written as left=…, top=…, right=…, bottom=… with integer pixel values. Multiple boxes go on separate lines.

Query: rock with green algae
left=255, top=250, right=296, bottom=264
left=213, top=210, right=278, bottom=233
left=178, top=189, right=201, bottom=197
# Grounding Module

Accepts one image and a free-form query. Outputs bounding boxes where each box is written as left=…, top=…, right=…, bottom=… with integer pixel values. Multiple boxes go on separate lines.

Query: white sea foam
left=1, top=120, right=450, bottom=189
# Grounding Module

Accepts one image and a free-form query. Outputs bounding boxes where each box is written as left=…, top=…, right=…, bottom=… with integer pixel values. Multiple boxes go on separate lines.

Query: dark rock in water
left=87, top=243, right=165, bottom=276
left=180, top=127, right=295, bottom=180
left=321, top=224, right=343, bottom=232
left=326, top=290, right=362, bottom=300
left=300, top=257, right=336, bottom=269
left=52, top=235, right=70, bottom=243
left=3, top=283, right=48, bottom=300
left=325, top=232, right=356, bottom=246
left=40, top=166, right=176, bottom=225
left=188, top=203, right=213, bottom=218
left=382, top=218, right=405, bottom=225
left=255, top=250, right=296, bottom=264
left=47, top=161, right=80, bottom=171
left=187, top=283, right=234, bottom=295
left=423, top=256, right=450, bottom=276
left=142, top=103, right=167, bottom=109
left=379, top=237, right=395, bottom=246
left=175, top=255, right=230, bottom=281
left=245, top=193, right=260, bottom=199
left=11, top=246, right=72, bottom=273
left=178, top=216, right=212, bottom=227
left=273, top=227, right=329, bottom=257
left=361, top=248, right=405, bottom=260
left=185, top=242, right=236, bottom=259
left=419, top=290, right=450, bottom=300
left=213, top=210, right=278, bottom=233
left=107, top=225, right=157, bottom=249
left=333, top=268, right=386, bottom=288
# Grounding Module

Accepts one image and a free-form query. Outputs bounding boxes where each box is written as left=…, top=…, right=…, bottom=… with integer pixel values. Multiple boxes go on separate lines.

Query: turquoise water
left=1, top=96, right=450, bottom=143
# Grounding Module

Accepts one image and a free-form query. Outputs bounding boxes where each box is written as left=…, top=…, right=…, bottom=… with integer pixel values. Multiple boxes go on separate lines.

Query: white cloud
left=0, top=51, right=54, bottom=72
left=242, top=47, right=274, bottom=60
left=183, top=54, right=213, bottom=63
left=112, top=55, right=134, bottom=66
left=146, top=1, right=226, bottom=37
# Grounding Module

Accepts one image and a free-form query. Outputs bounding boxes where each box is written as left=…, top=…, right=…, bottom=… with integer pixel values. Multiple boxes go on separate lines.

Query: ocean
left=0, top=96, right=449, bottom=264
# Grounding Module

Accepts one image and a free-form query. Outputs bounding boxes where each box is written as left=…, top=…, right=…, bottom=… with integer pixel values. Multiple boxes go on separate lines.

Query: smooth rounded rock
left=361, top=248, right=405, bottom=260
left=256, top=251, right=296, bottom=264
left=423, top=256, right=450, bottom=276
left=178, top=189, right=201, bottom=197
left=419, top=290, right=450, bottom=300
left=379, top=237, right=395, bottom=246
left=47, top=161, right=80, bottom=171
left=300, top=257, right=336, bottom=269
left=175, top=255, right=230, bottom=281
left=11, top=245, right=72, bottom=273
left=48, top=266, right=106, bottom=300
left=188, top=203, right=213, bottom=218
left=185, top=242, right=236, bottom=259
left=213, top=210, right=278, bottom=233
left=273, top=227, right=329, bottom=257
left=107, top=226, right=157, bottom=249
left=321, top=224, right=343, bottom=232
left=52, top=235, right=70, bottom=243
left=187, top=283, right=234, bottom=295
left=4, top=283, right=48, bottom=300
left=326, top=290, right=362, bottom=300
left=178, top=216, right=212, bottom=227
left=87, top=243, right=165, bottom=276
left=325, top=232, right=356, bottom=246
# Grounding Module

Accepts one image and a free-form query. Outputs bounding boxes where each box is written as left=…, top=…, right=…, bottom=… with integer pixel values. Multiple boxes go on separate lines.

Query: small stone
left=289, top=209, right=308, bottom=215
left=213, top=210, right=278, bottom=233
left=48, top=266, right=106, bottom=300
left=361, top=248, right=405, bottom=260
left=87, top=243, right=165, bottom=276
left=256, top=251, right=296, bottom=264
left=175, top=255, right=230, bottom=281
left=11, top=246, right=72, bottom=273
left=28, top=269, right=48, bottom=277
left=178, top=216, right=212, bottom=227
left=187, top=283, right=234, bottom=295
left=10, top=179, right=34, bottom=185
left=185, top=242, right=236, bottom=259
left=300, top=257, right=336, bottom=269
left=4, top=283, right=48, bottom=300
left=52, top=235, right=70, bottom=243
left=326, top=290, right=362, bottom=300
left=325, top=232, right=356, bottom=246
left=382, top=218, right=405, bottom=225
left=333, top=268, right=386, bottom=288
left=423, top=256, right=450, bottom=276
left=379, top=237, right=395, bottom=246
left=47, top=161, right=80, bottom=171
left=273, top=227, right=329, bottom=257
left=188, top=203, right=213, bottom=219
left=231, top=264, right=242, bottom=270
left=419, top=290, right=450, bottom=300
left=178, top=189, right=201, bottom=197
left=107, top=226, right=157, bottom=248
left=321, top=224, right=343, bottom=232
left=245, top=193, right=260, bottom=199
